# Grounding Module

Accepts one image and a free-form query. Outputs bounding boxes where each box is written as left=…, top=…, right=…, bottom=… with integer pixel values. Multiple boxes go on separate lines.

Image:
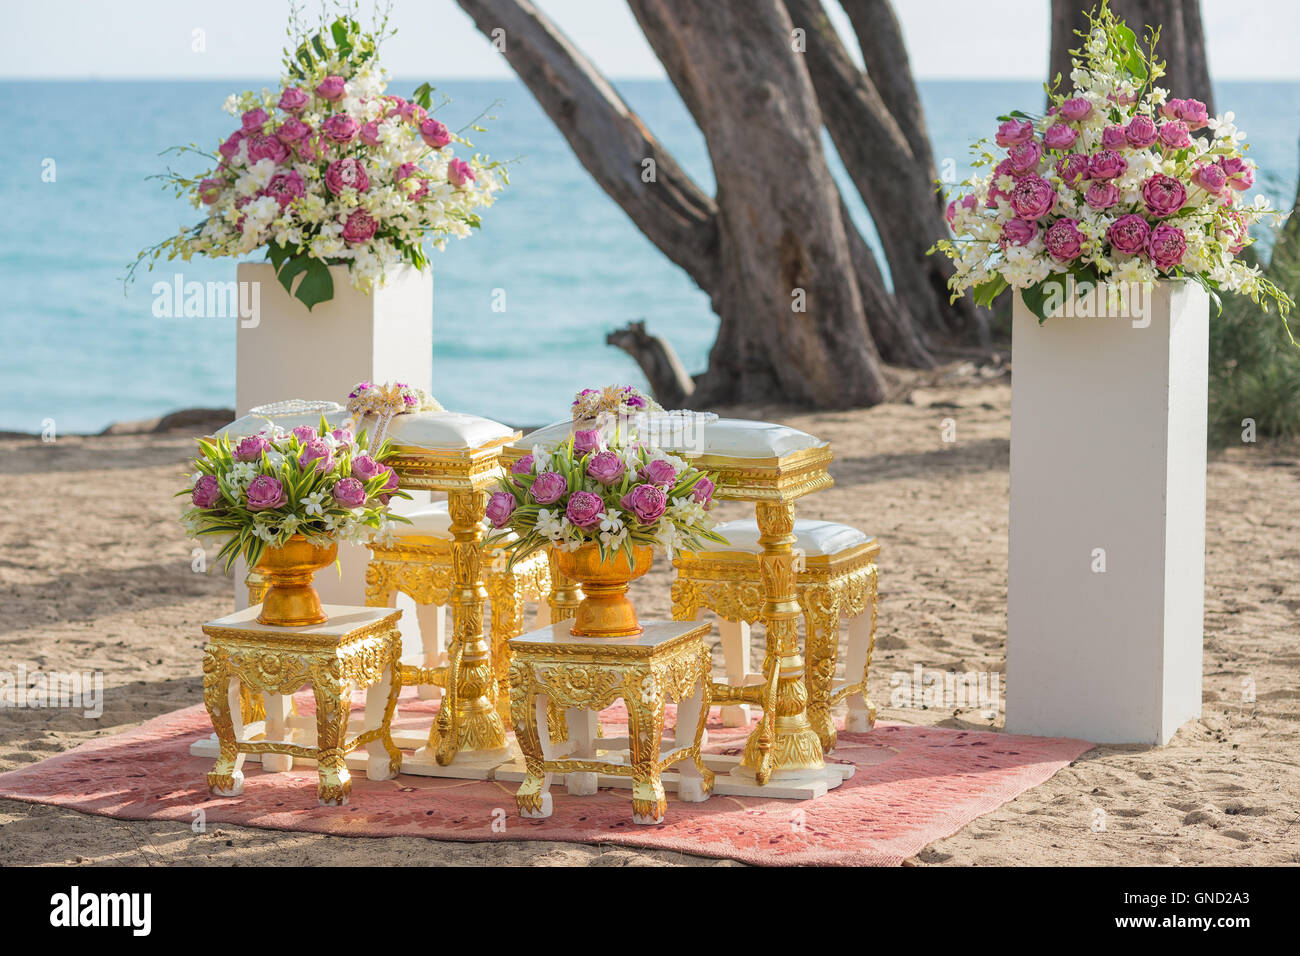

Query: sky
left=2, top=0, right=1298, bottom=81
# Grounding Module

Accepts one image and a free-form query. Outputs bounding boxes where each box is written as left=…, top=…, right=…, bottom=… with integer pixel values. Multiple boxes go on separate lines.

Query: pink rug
left=0, top=691, right=1091, bottom=866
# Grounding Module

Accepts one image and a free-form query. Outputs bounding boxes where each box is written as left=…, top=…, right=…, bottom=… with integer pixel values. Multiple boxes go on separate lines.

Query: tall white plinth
left=232, top=261, right=433, bottom=608
left=1006, top=281, right=1208, bottom=745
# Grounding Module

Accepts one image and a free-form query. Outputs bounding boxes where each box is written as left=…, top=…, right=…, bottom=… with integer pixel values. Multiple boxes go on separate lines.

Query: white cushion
left=214, top=408, right=350, bottom=439
left=513, top=416, right=826, bottom=460
left=391, top=501, right=518, bottom=544
left=707, top=519, right=873, bottom=556
left=383, top=411, right=516, bottom=450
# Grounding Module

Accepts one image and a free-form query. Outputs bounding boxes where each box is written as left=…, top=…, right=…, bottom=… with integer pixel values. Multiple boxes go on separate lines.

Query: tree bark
left=1049, top=0, right=1214, bottom=111
left=784, top=0, right=989, bottom=347
left=606, top=321, right=697, bottom=408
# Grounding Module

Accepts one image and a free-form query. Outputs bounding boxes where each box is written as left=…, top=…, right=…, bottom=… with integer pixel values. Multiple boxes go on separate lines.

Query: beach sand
left=1, top=375, right=1297, bottom=866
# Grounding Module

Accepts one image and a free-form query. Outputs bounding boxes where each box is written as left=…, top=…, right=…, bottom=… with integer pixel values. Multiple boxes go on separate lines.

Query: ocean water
left=1, top=78, right=1296, bottom=433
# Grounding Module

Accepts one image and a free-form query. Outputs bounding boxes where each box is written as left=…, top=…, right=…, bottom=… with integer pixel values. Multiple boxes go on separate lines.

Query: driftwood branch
left=455, top=0, right=720, bottom=293
left=606, top=321, right=696, bottom=409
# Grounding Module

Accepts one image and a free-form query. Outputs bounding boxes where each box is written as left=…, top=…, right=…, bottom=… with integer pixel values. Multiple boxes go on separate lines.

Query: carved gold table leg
left=487, top=570, right=525, bottom=728
left=202, top=647, right=245, bottom=796
left=544, top=548, right=582, bottom=744
left=314, top=677, right=354, bottom=806
left=628, top=670, right=668, bottom=824
left=510, top=660, right=553, bottom=818
left=431, top=489, right=508, bottom=765
left=802, top=587, right=842, bottom=753
left=740, top=501, right=824, bottom=784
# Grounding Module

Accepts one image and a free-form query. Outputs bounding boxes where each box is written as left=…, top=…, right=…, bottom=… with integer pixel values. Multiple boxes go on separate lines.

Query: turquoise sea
left=1, top=78, right=1297, bottom=432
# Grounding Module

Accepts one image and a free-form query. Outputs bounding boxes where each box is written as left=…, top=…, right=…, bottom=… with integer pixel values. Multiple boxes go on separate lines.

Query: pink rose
left=399, top=101, right=427, bottom=124
left=275, top=117, right=310, bottom=143
left=246, top=133, right=289, bottom=164
left=999, top=217, right=1038, bottom=248
left=1088, top=149, right=1127, bottom=181
left=619, top=484, right=667, bottom=525
left=1044, top=218, right=1084, bottom=263
left=219, top=130, right=245, bottom=160
left=486, top=491, right=518, bottom=528
left=1007, top=141, right=1043, bottom=175
left=995, top=118, right=1034, bottom=148
left=945, top=193, right=976, bottom=228
left=292, top=425, right=318, bottom=443
left=1142, top=174, right=1187, bottom=218
left=1101, top=124, right=1128, bottom=150
left=1107, top=213, right=1151, bottom=256
left=395, top=163, right=428, bottom=200
left=198, top=178, right=224, bottom=204
left=325, top=157, right=370, bottom=194
left=572, top=428, right=602, bottom=456
left=1158, top=120, right=1191, bottom=149
left=315, top=76, right=346, bottom=101
left=359, top=121, right=381, bottom=147
left=278, top=87, right=309, bottom=112
left=342, top=209, right=378, bottom=244
left=1042, top=124, right=1079, bottom=151
left=1058, top=97, right=1093, bottom=122
left=1055, top=153, right=1089, bottom=186
left=332, top=477, right=367, bottom=508
left=1146, top=222, right=1186, bottom=270
left=1084, top=181, right=1120, bottom=210
left=264, top=170, right=305, bottom=209
left=352, top=455, right=385, bottom=482
left=420, top=118, right=452, bottom=149
left=691, top=476, right=715, bottom=506
left=565, top=491, right=606, bottom=530
left=322, top=113, right=360, bottom=144
left=246, top=475, right=287, bottom=511
left=511, top=454, right=535, bottom=476
left=1219, top=157, right=1255, bottom=191
left=298, top=438, right=334, bottom=473
left=1125, top=115, right=1159, bottom=149
left=234, top=436, right=269, bottom=462
left=192, top=474, right=221, bottom=508
left=448, top=158, right=476, bottom=188
left=1009, top=175, right=1055, bottom=220
left=241, top=108, right=269, bottom=133
left=586, top=450, right=626, bottom=485
left=1177, top=99, right=1209, bottom=130
left=530, top=471, right=568, bottom=505
left=639, top=458, right=678, bottom=487
left=1192, top=162, right=1227, bottom=194
left=1160, top=98, right=1185, bottom=120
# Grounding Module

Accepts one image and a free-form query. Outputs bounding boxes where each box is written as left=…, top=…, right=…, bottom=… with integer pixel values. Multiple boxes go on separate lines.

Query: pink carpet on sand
left=0, top=691, right=1091, bottom=866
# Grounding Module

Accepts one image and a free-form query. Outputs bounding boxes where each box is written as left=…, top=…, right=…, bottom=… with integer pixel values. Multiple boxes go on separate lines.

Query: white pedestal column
left=1006, top=280, right=1208, bottom=745
left=233, top=261, right=433, bottom=609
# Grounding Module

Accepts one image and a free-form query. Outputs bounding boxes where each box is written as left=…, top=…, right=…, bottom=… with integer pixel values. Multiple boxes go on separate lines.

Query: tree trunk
left=784, top=0, right=989, bottom=347
left=1049, top=0, right=1214, bottom=111
left=606, top=321, right=696, bottom=408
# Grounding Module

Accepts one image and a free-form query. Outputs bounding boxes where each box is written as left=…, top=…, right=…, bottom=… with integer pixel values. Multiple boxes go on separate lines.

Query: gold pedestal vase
left=253, top=536, right=338, bottom=627
left=553, top=543, right=654, bottom=638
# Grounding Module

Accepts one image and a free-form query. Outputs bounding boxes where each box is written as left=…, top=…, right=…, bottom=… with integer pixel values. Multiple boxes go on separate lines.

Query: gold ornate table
left=509, top=620, right=714, bottom=824
left=504, top=416, right=845, bottom=793
left=200, top=605, right=403, bottom=806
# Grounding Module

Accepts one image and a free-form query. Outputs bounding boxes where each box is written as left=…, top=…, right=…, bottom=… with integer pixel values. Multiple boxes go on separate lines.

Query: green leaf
left=412, top=82, right=434, bottom=110
left=972, top=275, right=1008, bottom=309
left=294, top=256, right=335, bottom=311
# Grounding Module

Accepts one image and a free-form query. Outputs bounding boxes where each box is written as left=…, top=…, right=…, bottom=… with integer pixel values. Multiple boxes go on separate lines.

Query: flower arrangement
left=180, top=415, right=410, bottom=571
left=484, top=435, right=726, bottom=565
left=345, top=379, right=441, bottom=445
left=135, top=8, right=506, bottom=309
left=932, top=1, right=1294, bottom=326
left=571, top=385, right=663, bottom=423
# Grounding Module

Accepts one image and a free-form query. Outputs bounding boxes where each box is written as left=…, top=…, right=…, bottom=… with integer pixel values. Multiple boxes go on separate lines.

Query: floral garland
left=345, top=380, right=440, bottom=445
left=571, top=385, right=662, bottom=422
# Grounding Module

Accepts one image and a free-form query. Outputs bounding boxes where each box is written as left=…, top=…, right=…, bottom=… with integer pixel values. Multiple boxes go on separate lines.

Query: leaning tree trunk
left=785, top=0, right=990, bottom=347
left=1049, top=0, right=1214, bottom=111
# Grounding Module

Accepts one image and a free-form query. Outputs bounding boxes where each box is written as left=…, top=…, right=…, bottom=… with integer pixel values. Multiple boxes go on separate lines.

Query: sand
left=1, top=373, right=1297, bottom=866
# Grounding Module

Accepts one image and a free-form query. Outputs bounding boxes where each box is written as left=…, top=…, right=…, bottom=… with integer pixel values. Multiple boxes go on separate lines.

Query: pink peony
left=325, top=157, right=370, bottom=194
left=1058, top=97, right=1093, bottom=122
left=448, top=158, right=476, bottom=188
left=395, top=163, right=428, bottom=200
left=241, top=108, right=268, bottom=133
left=565, top=491, right=606, bottom=530
left=275, top=117, right=310, bottom=143
left=399, top=101, right=427, bottom=124
left=510, top=454, right=534, bottom=476
left=298, top=438, right=334, bottom=473
left=352, top=455, right=385, bottom=482
left=639, top=458, right=678, bottom=487
left=1101, top=124, right=1128, bottom=150
left=1007, top=141, right=1043, bottom=175
left=296, top=133, right=323, bottom=162
left=572, top=429, right=602, bottom=456
left=278, top=87, right=309, bottom=112
left=1158, top=120, right=1191, bottom=149
left=1084, top=181, right=1120, bottom=210
left=1177, top=99, right=1210, bottom=130
left=1219, top=157, right=1255, bottom=191
left=219, top=130, right=245, bottom=160
left=332, top=477, right=367, bottom=508
left=264, top=170, right=305, bottom=208
left=1055, top=153, right=1090, bottom=186
left=245, top=133, right=288, bottom=164
left=1088, top=149, right=1127, bottom=181
left=999, top=217, right=1039, bottom=248
left=586, top=450, right=626, bottom=485
left=986, top=159, right=1019, bottom=207
left=620, top=484, right=668, bottom=525
left=1009, top=175, right=1056, bottom=220
left=198, top=178, right=224, bottom=204
left=342, top=209, right=378, bottom=244
left=530, top=471, right=568, bottom=505
left=331, top=428, right=354, bottom=447
left=419, top=118, right=452, bottom=149
left=486, top=491, right=518, bottom=528
left=1192, top=162, right=1227, bottom=193
left=1107, top=213, right=1151, bottom=256
left=292, top=425, right=318, bottom=443
left=691, top=476, right=715, bottom=506
left=995, top=118, right=1034, bottom=148
left=1160, top=98, right=1185, bottom=120
left=321, top=113, right=360, bottom=144
left=1142, top=174, right=1187, bottom=218
left=378, top=467, right=399, bottom=503
left=1044, top=218, right=1084, bottom=262
left=1146, top=222, right=1186, bottom=270
left=1043, top=124, right=1079, bottom=151
left=245, top=475, right=287, bottom=511
left=315, top=76, right=346, bottom=101
left=1125, top=115, right=1159, bottom=149
left=192, top=474, right=221, bottom=508
left=359, top=121, right=381, bottom=147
